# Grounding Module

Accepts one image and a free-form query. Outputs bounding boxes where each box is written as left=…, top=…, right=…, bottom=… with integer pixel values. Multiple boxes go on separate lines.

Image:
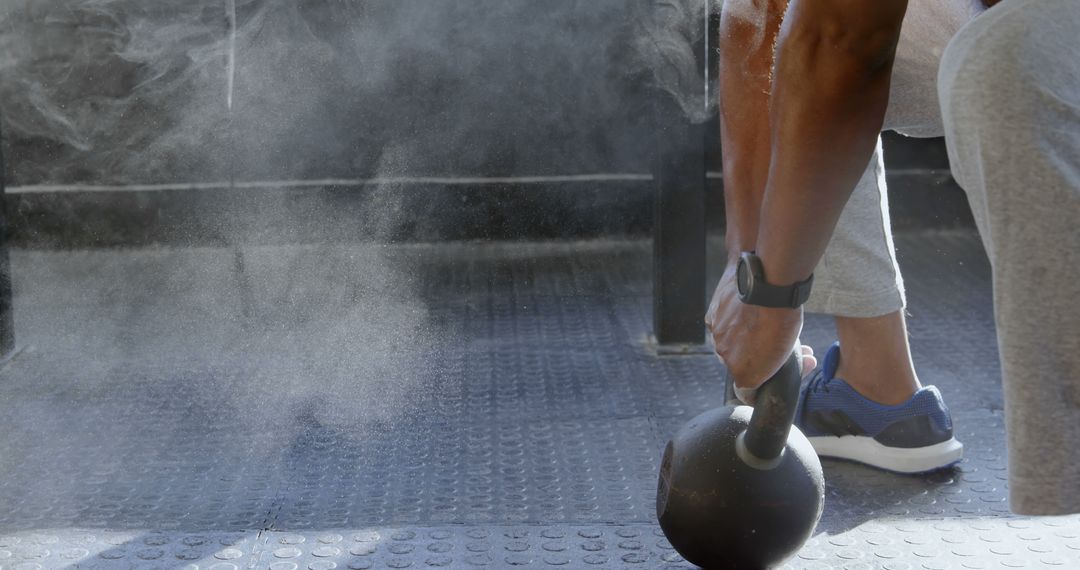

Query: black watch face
left=737, top=258, right=752, bottom=297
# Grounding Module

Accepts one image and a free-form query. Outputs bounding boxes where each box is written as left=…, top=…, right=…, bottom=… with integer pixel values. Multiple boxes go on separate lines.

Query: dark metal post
left=651, top=0, right=710, bottom=349
left=0, top=124, right=15, bottom=358
left=652, top=92, right=707, bottom=348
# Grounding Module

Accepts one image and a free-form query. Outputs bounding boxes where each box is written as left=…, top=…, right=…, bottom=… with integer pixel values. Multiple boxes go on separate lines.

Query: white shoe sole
left=808, top=435, right=964, bottom=474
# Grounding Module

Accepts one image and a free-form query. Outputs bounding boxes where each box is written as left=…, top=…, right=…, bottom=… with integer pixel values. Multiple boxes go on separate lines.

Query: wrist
left=724, top=223, right=758, bottom=266
left=736, top=251, right=814, bottom=309
left=754, top=245, right=813, bottom=287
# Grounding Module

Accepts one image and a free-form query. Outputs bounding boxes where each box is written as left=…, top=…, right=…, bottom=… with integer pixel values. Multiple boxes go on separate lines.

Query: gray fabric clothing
left=939, top=0, right=1080, bottom=516
left=805, top=140, right=907, bottom=318
left=806, top=0, right=981, bottom=318
left=804, top=0, right=1080, bottom=514
left=887, top=0, right=986, bottom=138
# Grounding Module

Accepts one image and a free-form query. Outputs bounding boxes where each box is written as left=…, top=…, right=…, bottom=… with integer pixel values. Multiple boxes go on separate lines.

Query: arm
left=718, top=0, right=788, bottom=264
left=756, top=0, right=909, bottom=285
left=708, top=0, right=909, bottom=391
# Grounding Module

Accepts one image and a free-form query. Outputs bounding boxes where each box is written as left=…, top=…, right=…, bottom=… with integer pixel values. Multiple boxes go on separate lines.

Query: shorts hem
left=805, top=287, right=906, bottom=319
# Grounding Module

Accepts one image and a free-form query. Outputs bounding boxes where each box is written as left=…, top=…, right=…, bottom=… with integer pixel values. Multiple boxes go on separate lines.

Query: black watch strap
left=737, top=252, right=814, bottom=309
left=745, top=273, right=814, bottom=308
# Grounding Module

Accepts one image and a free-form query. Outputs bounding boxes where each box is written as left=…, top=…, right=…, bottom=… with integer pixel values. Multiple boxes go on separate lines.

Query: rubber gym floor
left=0, top=229, right=1077, bottom=569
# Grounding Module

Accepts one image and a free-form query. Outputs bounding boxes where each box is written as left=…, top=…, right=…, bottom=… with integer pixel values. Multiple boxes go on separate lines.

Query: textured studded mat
left=0, top=230, right=1077, bottom=569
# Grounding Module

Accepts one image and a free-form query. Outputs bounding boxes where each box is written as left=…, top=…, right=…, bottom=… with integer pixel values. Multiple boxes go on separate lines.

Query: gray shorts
left=805, top=0, right=984, bottom=318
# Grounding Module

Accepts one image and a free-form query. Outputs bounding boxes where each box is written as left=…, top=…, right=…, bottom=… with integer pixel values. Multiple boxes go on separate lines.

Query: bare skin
left=835, top=313, right=919, bottom=405
left=707, top=0, right=911, bottom=395
left=711, top=0, right=818, bottom=389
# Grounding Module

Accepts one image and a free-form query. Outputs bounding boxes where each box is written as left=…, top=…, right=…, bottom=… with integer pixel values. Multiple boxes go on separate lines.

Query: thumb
left=734, top=385, right=759, bottom=406
left=798, top=344, right=818, bottom=377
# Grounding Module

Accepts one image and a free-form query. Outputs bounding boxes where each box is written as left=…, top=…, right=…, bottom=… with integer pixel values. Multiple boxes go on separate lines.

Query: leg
left=806, top=140, right=920, bottom=405
left=834, top=312, right=918, bottom=405
left=815, top=0, right=990, bottom=404
left=940, top=0, right=1080, bottom=515
left=798, top=138, right=963, bottom=474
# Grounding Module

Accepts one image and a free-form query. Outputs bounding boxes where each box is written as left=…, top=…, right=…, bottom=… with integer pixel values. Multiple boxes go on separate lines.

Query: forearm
left=718, top=0, right=787, bottom=264
left=755, top=0, right=908, bottom=285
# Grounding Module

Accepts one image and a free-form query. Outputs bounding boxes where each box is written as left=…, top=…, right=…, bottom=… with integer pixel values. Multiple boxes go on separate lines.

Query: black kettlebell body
left=656, top=354, right=825, bottom=569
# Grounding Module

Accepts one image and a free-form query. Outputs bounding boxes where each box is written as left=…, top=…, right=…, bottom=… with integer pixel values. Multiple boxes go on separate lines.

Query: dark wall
left=2, top=0, right=712, bottom=187
left=1, top=1, right=969, bottom=247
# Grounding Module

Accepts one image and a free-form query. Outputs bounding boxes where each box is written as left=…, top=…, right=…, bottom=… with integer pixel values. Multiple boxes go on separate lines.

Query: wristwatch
left=736, top=252, right=814, bottom=309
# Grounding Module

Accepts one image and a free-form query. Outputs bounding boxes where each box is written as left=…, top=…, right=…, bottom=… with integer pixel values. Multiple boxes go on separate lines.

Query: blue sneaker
left=796, top=343, right=963, bottom=473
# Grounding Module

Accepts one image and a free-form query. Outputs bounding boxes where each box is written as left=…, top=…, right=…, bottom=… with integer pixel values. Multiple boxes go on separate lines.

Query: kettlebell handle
left=740, top=351, right=803, bottom=466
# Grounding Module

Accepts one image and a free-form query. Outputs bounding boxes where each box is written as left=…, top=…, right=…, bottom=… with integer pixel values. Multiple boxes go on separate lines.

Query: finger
left=794, top=342, right=816, bottom=377
left=734, top=385, right=758, bottom=406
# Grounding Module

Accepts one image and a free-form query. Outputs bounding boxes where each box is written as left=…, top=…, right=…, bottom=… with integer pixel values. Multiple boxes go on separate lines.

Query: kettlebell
left=656, top=352, right=824, bottom=569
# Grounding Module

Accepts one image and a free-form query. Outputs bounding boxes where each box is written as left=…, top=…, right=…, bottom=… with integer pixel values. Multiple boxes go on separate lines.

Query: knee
left=939, top=1, right=1063, bottom=122
left=940, top=18, right=1013, bottom=111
